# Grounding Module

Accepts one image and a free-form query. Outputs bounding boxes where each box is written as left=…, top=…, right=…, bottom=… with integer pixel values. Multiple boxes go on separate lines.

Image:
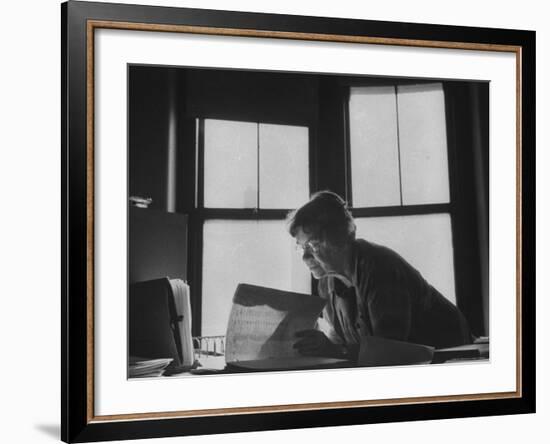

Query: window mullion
left=352, top=202, right=451, bottom=218
left=256, top=122, right=260, bottom=210
left=394, top=85, right=404, bottom=206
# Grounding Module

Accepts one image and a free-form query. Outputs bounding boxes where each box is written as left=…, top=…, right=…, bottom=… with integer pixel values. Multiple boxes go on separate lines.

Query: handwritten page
left=225, top=283, right=325, bottom=363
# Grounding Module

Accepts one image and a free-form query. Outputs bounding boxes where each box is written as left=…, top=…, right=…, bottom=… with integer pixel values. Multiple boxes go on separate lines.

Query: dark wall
left=184, top=69, right=318, bottom=125
left=129, top=207, right=188, bottom=284
left=445, top=81, right=490, bottom=336
left=129, top=67, right=178, bottom=212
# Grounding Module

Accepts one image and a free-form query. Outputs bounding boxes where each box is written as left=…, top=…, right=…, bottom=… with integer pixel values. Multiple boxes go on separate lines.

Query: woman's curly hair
left=287, top=191, right=356, bottom=243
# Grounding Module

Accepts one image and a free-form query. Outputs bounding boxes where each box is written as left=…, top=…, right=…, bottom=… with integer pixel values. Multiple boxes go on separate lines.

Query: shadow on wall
left=34, top=423, right=59, bottom=440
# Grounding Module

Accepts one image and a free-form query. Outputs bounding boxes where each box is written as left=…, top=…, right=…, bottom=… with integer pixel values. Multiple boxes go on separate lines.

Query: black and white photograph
left=128, top=65, right=490, bottom=378
left=55, top=1, right=537, bottom=442
left=1, top=0, right=545, bottom=441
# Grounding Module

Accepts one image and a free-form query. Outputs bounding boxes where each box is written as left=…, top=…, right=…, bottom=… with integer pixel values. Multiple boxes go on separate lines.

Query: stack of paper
left=169, top=279, right=194, bottom=368
left=129, top=357, right=173, bottom=378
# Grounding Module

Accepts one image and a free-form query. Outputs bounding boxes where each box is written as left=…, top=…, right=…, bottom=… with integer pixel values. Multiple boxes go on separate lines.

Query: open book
left=224, top=284, right=351, bottom=371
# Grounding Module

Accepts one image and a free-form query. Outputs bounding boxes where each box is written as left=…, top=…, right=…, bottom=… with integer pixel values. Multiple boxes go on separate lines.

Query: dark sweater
left=318, top=239, right=472, bottom=350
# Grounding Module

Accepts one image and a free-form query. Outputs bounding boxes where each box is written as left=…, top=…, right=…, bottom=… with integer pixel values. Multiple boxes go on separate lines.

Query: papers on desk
left=168, top=279, right=194, bottom=368
left=129, top=357, right=173, bottom=378
left=225, top=283, right=326, bottom=366
left=432, top=342, right=490, bottom=363
left=189, top=355, right=227, bottom=375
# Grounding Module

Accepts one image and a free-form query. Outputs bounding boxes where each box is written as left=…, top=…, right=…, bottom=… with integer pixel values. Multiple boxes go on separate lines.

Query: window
left=203, top=119, right=309, bottom=209
left=348, top=83, right=456, bottom=303
left=199, top=119, right=311, bottom=336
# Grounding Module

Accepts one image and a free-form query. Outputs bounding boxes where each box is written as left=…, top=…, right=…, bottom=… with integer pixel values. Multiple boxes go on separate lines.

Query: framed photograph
left=62, top=0, right=535, bottom=442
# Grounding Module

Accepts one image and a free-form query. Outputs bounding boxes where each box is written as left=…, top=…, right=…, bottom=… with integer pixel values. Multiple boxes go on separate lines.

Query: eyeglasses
left=295, top=240, right=322, bottom=255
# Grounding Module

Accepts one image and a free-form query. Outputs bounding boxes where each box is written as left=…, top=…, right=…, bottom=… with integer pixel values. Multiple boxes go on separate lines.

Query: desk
left=160, top=339, right=490, bottom=377
left=163, top=356, right=353, bottom=376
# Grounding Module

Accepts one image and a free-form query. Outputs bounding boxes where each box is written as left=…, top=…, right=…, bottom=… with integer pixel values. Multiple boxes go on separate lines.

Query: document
left=225, top=283, right=326, bottom=363
left=168, top=279, right=194, bottom=368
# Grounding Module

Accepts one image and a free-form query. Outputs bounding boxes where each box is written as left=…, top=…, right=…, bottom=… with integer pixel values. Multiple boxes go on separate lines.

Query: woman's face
left=294, top=227, right=342, bottom=279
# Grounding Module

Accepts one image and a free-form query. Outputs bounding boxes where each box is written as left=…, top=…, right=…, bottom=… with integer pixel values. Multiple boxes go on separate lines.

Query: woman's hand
left=293, top=329, right=344, bottom=358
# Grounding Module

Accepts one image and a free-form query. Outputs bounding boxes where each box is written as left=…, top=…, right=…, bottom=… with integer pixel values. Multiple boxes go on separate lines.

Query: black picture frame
left=62, top=1, right=536, bottom=442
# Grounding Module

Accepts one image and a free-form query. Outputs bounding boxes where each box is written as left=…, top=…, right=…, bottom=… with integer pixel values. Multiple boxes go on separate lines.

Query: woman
left=289, top=191, right=472, bottom=360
